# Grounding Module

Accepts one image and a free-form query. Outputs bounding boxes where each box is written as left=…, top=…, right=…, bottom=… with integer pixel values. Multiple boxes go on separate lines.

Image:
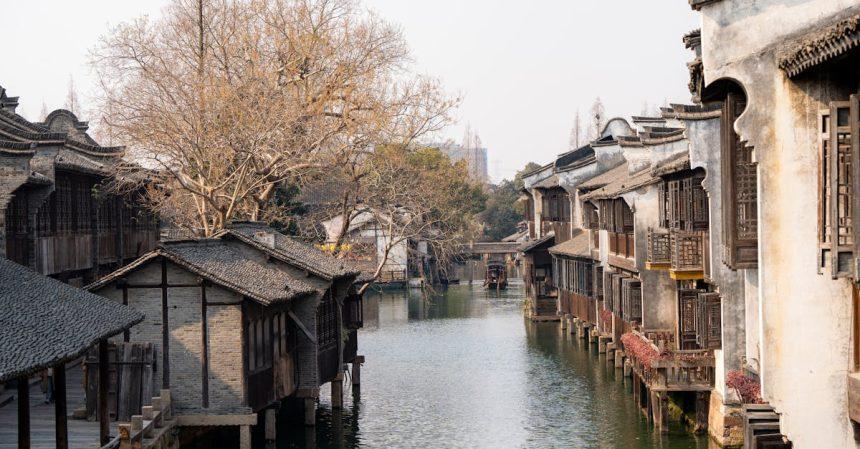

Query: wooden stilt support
left=623, top=359, right=632, bottom=377
left=598, top=337, right=607, bottom=354
left=239, top=425, right=251, bottom=449
left=615, top=349, right=624, bottom=368
left=331, top=373, right=344, bottom=409
left=54, top=364, right=68, bottom=449
left=695, top=391, right=709, bottom=434
left=18, top=376, right=30, bottom=449
left=265, top=408, right=277, bottom=443
left=304, top=398, right=316, bottom=426
left=98, top=340, right=110, bottom=445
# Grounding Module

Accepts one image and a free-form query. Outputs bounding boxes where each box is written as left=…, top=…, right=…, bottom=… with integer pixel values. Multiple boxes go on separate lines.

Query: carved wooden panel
left=820, top=98, right=858, bottom=278
left=696, top=292, right=722, bottom=349
left=722, top=93, right=758, bottom=269
left=678, top=289, right=701, bottom=350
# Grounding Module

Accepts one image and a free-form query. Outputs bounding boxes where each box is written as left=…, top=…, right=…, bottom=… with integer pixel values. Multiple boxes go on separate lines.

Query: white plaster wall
left=697, top=3, right=860, bottom=445
left=686, top=116, right=748, bottom=399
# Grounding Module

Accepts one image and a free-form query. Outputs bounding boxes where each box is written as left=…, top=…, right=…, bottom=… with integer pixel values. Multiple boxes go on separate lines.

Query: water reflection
left=279, top=282, right=711, bottom=449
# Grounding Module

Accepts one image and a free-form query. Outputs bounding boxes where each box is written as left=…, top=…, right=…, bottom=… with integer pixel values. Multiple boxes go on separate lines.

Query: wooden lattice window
left=75, top=177, right=93, bottom=231
left=316, top=292, right=339, bottom=351
left=98, top=196, right=117, bottom=231
left=35, top=194, right=54, bottom=236
left=583, top=202, right=599, bottom=230
left=722, top=92, right=758, bottom=269
left=819, top=96, right=859, bottom=278
left=668, top=180, right=682, bottom=229
left=678, top=289, right=702, bottom=350
left=627, top=280, right=642, bottom=324
left=56, top=176, right=74, bottom=232
left=696, top=292, right=722, bottom=349
left=621, top=200, right=634, bottom=233
left=690, top=174, right=709, bottom=230
left=594, top=265, right=604, bottom=301
left=5, top=194, right=28, bottom=235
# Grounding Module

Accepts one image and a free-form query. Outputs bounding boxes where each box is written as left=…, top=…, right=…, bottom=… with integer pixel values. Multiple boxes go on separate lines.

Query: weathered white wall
left=698, top=2, right=860, bottom=446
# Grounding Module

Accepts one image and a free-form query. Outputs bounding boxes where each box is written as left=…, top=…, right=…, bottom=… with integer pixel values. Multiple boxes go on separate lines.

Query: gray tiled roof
left=223, top=222, right=362, bottom=281
left=578, top=163, right=629, bottom=191
left=88, top=239, right=319, bottom=306
left=580, top=168, right=659, bottom=201
left=548, top=229, right=591, bottom=258
left=0, top=259, right=143, bottom=382
left=519, top=232, right=555, bottom=253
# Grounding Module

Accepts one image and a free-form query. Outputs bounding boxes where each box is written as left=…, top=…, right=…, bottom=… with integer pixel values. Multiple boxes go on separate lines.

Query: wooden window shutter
left=691, top=175, right=709, bottom=231
left=613, top=274, right=624, bottom=316
left=658, top=181, right=668, bottom=228
left=621, top=278, right=631, bottom=320
left=668, top=180, right=681, bottom=229
left=622, top=201, right=635, bottom=233
left=680, top=177, right=693, bottom=230
left=594, top=265, right=604, bottom=301
left=629, top=280, right=642, bottom=324
left=678, top=289, right=701, bottom=350
left=603, top=269, right=613, bottom=311
left=819, top=98, right=856, bottom=278
left=696, top=292, right=722, bottom=349
left=721, top=93, right=758, bottom=269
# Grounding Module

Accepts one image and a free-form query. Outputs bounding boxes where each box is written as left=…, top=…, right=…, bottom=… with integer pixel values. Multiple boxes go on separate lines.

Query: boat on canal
left=484, top=261, right=508, bottom=290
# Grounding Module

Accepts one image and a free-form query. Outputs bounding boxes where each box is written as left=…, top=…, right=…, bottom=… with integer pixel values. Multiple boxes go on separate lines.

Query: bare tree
left=64, top=76, right=80, bottom=115
left=568, top=109, right=583, bottom=150
left=39, top=101, right=49, bottom=121
left=92, top=0, right=457, bottom=236
left=587, top=97, right=606, bottom=141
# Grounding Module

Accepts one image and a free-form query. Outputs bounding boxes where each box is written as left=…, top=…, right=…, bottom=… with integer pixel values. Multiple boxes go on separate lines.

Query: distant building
left=436, top=125, right=489, bottom=184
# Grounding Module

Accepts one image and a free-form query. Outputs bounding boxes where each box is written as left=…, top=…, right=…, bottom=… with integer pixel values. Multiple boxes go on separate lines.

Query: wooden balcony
left=622, top=330, right=715, bottom=392
left=646, top=228, right=671, bottom=270
left=669, top=230, right=707, bottom=280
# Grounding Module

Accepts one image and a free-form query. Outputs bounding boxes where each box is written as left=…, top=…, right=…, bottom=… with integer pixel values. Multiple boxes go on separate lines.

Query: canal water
left=280, top=281, right=710, bottom=449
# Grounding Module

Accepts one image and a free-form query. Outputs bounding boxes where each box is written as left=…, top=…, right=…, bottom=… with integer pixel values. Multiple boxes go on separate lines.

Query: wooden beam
left=288, top=310, right=317, bottom=344
left=122, top=285, right=130, bottom=342
left=161, top=258, right=170, bottom=388
left=98, top=340, right=110, bottom=445
left=201, top=282, right=209, bottom=409
left=54, top=364, right=68, bottom=449
left=17, top=376, right=29, bottom=449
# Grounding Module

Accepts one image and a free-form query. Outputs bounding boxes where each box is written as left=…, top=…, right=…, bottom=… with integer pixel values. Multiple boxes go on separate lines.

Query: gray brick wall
left=93, top=259, right=247, bottom=414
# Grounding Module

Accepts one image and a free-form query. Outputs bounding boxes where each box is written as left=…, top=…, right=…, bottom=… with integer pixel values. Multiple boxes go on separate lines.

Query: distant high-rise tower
left=456, top=125, right=489, bottom=184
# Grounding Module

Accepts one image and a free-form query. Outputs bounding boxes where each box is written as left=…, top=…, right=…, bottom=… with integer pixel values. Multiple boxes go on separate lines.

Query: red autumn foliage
left=600, top=310, right=613, bottom=328
left=621, top=332, right=714, bottom=370
left=621, top=332, right=662, bottom=369
left=726, top=370, right=762, bottom=404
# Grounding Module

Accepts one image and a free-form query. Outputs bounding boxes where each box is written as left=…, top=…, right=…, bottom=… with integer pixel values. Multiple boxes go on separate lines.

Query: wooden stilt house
left=86, top=222, right=365, bottom=438
left=0, top=257, right=143, bottom=449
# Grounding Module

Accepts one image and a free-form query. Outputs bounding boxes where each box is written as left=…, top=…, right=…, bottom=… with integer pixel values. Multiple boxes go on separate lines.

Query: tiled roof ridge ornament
left=778, top=12, right=860, bottom=78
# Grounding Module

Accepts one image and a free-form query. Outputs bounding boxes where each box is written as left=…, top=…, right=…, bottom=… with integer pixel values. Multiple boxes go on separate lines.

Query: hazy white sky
left=1, top=0, right=699, bottom=182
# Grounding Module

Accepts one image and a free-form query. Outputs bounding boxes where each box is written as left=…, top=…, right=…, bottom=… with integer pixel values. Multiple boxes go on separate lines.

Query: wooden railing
left=378, top=270, right=407, bottom=282
left=646, top=228, right=671, bottom=269
left=625, top=331, right=714, bottom=392
left=112, top=389, right=173, bottom=449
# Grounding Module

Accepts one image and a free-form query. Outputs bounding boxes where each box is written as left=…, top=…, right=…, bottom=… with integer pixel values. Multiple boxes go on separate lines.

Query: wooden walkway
left=0, top=364, right=118, bottom=449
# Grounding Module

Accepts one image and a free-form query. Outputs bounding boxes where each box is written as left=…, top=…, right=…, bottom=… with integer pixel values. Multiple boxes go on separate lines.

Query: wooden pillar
left=695, top=391, right=709, bottom=434
left=160, top=258, right=170, bottom=388
left=331, top=374, right=343, bottom=409
left=200, top=281, right=209, bottom=409
left=122, top=285, right=130, bottom=342
left=98, top=340, right=110, bottom=445
left=54, top=364, right=68, bottom=449
left=17, top=376, right=30, bottom=449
